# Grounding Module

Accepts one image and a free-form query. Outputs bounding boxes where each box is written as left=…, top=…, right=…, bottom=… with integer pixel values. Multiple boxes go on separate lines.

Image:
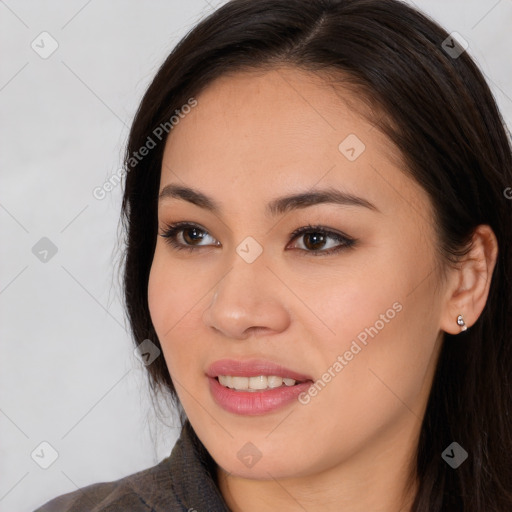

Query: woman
left=35, top=0, right=512, bottom=510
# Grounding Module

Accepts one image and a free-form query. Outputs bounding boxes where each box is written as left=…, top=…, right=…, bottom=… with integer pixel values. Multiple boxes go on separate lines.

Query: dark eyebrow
left=158, top=184, right=378, bottom=216
left=267, top=188, right=378, bottom=215
left=158, top=184, right=221, bottom=212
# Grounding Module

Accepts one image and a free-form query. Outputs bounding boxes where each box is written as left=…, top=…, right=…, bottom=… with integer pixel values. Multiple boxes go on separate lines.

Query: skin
left=147, top=67, right=497, bottom=512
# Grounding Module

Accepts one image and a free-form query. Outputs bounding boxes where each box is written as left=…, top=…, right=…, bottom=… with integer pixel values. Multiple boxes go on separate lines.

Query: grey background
left=1, top=1, right=511, bottom=510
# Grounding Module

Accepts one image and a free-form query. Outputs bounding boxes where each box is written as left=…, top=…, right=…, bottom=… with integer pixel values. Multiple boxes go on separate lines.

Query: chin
left=210, top=439, right=322, bottom=481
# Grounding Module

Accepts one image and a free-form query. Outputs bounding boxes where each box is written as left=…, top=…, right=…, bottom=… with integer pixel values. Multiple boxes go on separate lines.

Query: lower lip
left=208, top=376, right=312, bottom=415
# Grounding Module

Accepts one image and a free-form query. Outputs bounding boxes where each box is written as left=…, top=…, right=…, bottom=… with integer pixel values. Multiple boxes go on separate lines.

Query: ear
left=440, top=225, right=498, bottom=334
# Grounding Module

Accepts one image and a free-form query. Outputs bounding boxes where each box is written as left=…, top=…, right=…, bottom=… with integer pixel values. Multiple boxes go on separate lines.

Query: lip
left=206, top=359, right=314, bottom=416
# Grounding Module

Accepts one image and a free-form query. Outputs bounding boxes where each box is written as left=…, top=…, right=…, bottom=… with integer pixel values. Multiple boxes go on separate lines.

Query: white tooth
left=231, top=376, right=249, bottom=390
left=249, top=376, right=268, bottom=390
left=267, top=376, right=284, bottom=388
left=218, top=375, right=299, bottom=390
left=218, top=375, right=232, bottom=388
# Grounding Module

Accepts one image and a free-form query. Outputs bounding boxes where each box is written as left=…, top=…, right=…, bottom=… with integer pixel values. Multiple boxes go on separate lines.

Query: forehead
left=162, top=66, right=403, bottom=176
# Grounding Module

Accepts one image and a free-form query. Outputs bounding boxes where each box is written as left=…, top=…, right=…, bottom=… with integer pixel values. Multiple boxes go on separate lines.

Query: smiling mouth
left=216, top=375, right=309, bottom=392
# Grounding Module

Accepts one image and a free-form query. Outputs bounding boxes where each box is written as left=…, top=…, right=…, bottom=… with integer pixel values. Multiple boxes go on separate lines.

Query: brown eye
left=289, top=225, right=356, bottom=256
left=302, top=232, right=328, bottom=251
left=160, top=222, right=220, bottom=251
left=182, top=226, right=207, bottom=245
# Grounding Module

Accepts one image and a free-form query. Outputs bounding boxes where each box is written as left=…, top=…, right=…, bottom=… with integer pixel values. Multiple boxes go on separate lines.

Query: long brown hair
left=120, top=1, right=512, bottom=509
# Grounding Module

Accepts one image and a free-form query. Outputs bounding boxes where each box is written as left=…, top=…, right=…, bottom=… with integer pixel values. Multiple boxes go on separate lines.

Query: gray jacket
left=34, top=422, right=231, bottom=512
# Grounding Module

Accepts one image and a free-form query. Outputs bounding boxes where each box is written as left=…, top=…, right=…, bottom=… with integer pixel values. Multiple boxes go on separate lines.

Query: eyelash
left=159, top=221, right=356, bottom=256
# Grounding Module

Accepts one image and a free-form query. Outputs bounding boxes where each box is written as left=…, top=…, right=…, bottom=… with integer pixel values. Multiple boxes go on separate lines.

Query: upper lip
left=206, top=359, right=313, bottom=382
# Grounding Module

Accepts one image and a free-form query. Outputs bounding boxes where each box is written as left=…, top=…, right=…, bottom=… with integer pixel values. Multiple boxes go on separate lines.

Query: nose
left=201, top=256, right=290, bottom=340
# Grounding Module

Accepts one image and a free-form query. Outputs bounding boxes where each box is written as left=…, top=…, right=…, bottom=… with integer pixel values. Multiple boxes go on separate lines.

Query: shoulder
left=33, top=454, right=184, bottom=512
left=33, top=422, right=230, bottom=512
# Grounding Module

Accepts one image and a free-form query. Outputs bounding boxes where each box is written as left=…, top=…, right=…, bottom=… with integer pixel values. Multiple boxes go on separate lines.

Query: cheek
left=294, top=256, right=405, bottom=349
left=148, top=252, right=173, bottom=336
left=147, top=246, right=212, bottom=377
left=147, top=250, right=186, bottom=368
left=147, top=245, right=203, bottom=331
left=301, top=244, right=441, bottom=405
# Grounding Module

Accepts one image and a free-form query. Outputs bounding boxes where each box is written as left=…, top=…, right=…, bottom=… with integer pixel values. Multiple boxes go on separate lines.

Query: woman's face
left=148, top=67, right=448, bottom=480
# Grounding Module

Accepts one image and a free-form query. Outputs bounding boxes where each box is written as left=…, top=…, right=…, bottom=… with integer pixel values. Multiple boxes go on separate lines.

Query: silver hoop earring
left=457, top=314, right=467, bottom=332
